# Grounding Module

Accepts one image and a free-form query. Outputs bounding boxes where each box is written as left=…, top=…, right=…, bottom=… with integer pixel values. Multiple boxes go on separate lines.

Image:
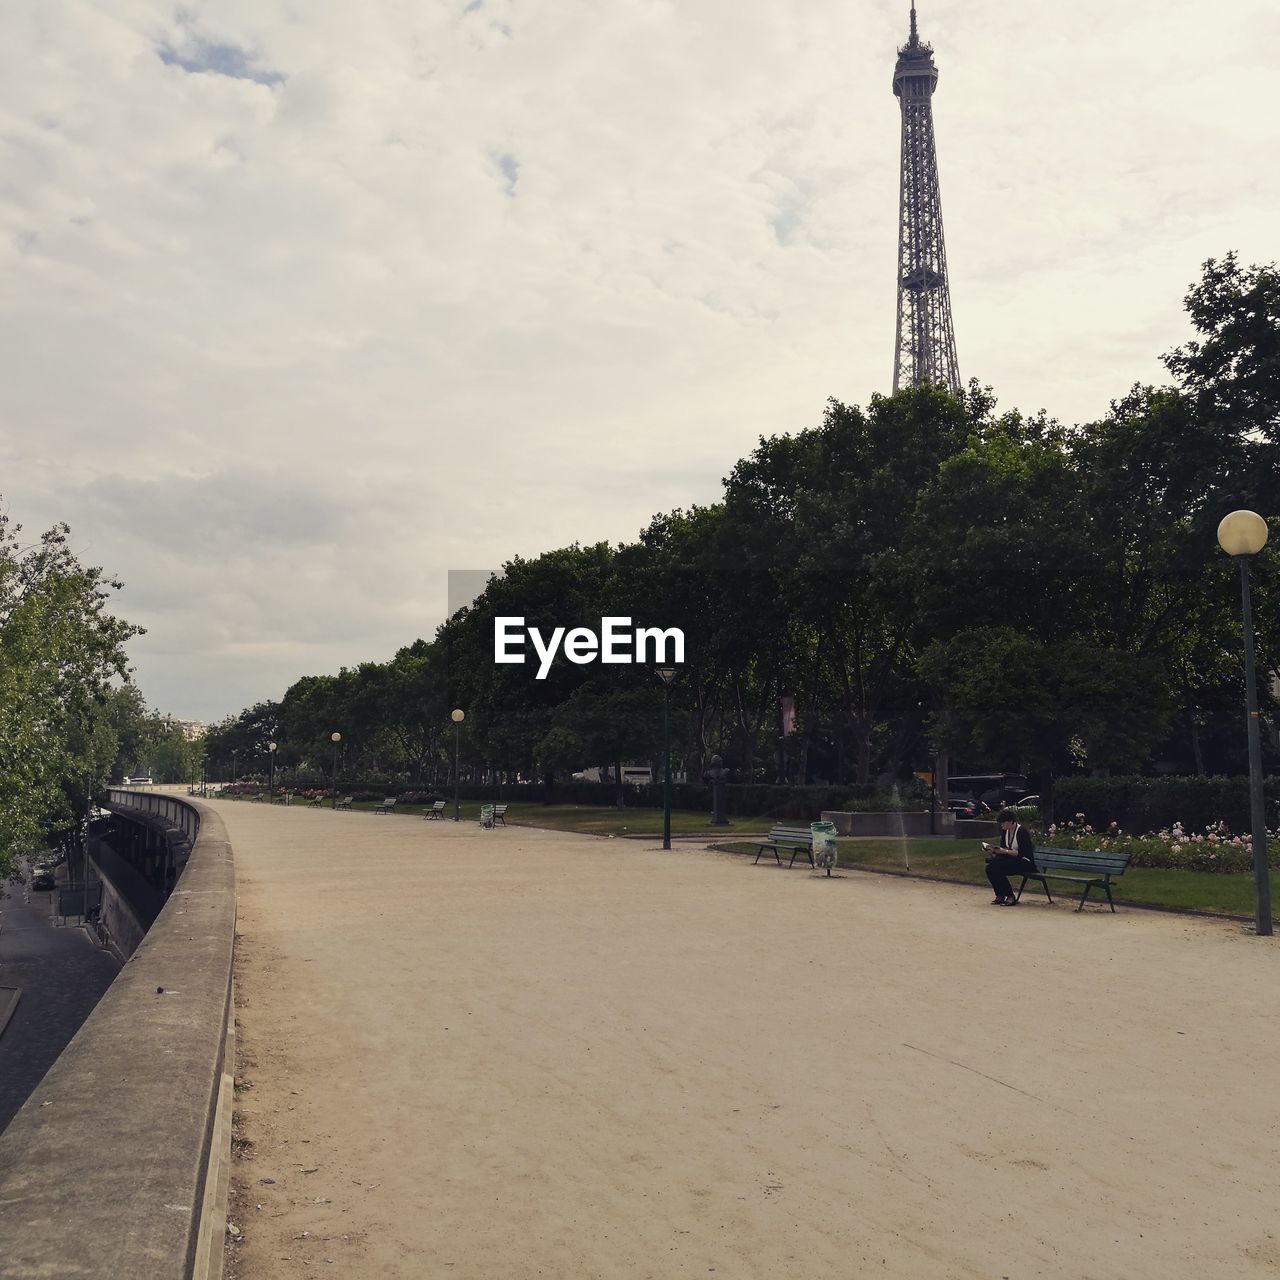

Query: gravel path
left=219, top=801, right=1280, bottom=1279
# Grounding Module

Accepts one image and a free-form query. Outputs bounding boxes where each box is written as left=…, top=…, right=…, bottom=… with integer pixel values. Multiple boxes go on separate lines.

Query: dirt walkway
left=220, top=802, right=1280, bottom=1278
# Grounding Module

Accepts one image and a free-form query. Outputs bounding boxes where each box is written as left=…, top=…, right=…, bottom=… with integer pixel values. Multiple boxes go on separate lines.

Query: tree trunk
left=614, top=756, right=625, bottom=809
left=935, top=751, right=950, bottom=814
left=1185, top=696, right=1205, bottom=776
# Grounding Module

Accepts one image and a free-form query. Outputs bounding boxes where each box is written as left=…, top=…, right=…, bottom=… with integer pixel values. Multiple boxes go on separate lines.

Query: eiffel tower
left=892, top=3, right=960, bottom=395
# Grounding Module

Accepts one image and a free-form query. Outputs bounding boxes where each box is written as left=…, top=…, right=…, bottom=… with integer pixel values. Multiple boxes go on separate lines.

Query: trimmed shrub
left=1055, top=776, right=1280, bottom=834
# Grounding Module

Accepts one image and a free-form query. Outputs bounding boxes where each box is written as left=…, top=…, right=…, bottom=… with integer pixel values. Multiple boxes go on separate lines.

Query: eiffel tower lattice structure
left=892, top=3, right=960, bottom=396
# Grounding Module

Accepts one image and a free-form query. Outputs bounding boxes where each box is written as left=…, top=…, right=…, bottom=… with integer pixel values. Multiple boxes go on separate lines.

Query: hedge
left=1054, top=775, right=1280, bottom=834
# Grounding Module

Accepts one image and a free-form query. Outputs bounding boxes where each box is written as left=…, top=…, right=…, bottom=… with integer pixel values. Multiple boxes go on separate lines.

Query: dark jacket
left=1000, top=823, right=1035, bottom=861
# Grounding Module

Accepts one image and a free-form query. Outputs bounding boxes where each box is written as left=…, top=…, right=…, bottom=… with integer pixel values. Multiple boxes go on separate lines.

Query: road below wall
left=0, top=879, right=121, bottom=1133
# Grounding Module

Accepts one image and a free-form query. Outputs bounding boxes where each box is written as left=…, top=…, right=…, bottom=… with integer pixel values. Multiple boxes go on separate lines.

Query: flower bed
left=1045, top=815, right=1279, bottom=874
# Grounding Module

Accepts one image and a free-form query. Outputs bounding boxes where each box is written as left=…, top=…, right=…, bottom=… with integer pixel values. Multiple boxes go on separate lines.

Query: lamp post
left=268, top=740, right=278, bottom=798
left=451, top=710, right=465, bottom=821
left=231, top=749, right=238, bottom=788
left=655, top=666, right=678, bottom=850
left=330, top=732, right=342, bottom=808
left=1217, top=510, right=1273, bottom=937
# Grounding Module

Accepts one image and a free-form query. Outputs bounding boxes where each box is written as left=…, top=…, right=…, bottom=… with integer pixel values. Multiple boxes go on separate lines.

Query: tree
left=0, top=511, right=141, bottom=881
left=1164, top=254, right=1280, bottom=459
left=920, top=628, right=1173, bottom=823
left=203, top=701, right=281, bottom=780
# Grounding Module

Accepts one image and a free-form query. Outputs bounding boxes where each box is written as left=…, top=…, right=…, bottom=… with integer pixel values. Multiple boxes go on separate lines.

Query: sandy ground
left=218, top=802, right=1280, bottom=1279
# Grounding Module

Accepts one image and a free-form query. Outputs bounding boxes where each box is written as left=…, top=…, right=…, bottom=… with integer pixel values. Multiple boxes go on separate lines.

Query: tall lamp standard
left=1218, top=509, right=1273, bottom=937
left=268, top=741, right=278, bottom=798
left=231, top=749, right=238, bottom=787
left=330, top=732, right=342, bottom=807
left=451, top=710, right=465, bottom=821
left=655, top=666, right=678, bottom=851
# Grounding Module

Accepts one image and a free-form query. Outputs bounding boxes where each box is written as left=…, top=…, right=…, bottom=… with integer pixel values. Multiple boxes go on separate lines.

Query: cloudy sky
left=2, top=0, right=1276, bottom=723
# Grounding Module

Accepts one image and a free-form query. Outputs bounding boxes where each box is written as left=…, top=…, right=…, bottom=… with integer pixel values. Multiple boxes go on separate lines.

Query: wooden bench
left=374, top=797, right=398, bottom=815
left=273, top=793, right=292, bottom=805
left=492, top=804, right=507, bottom=827
left=335, top=796, right=353, bottom=811
left=752, top=825, right=814, bottom=868
left=424, top=800, right=447, bottom=820
left=307, top=796, right=324, bottom=808
left=1015, top=846, right=1131, bottom=912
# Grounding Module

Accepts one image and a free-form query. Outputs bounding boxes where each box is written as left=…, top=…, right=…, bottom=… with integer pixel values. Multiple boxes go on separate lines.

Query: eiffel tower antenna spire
left=891, top=0, right=961, bottom=395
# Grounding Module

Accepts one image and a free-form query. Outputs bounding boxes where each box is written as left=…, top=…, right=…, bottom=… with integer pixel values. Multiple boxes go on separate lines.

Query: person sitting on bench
left=983, top=809, right=1035, bottom=906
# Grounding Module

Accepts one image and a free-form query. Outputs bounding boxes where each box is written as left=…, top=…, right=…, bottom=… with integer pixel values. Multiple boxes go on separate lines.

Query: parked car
left=29, top=865, right=56, bottom=890
left=1014, top=795, right=1040, bottom=809
left=947, top=796, right=991, bottom=818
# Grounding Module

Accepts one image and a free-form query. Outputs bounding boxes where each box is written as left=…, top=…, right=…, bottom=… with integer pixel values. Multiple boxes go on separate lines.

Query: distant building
left=164, top=718, right=208, bottom=741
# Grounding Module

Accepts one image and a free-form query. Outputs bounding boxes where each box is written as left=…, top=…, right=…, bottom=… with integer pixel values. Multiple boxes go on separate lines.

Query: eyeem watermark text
left=495, top=616, right=684, bottom=679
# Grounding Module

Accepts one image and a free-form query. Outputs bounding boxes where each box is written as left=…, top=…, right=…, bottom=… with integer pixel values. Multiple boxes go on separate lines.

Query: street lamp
left=268, top=741, right=278, bottom=798
left=451, top=710, right=465, bottom=821
left=655, top=666, right=678, bottom=850
left=331, top=732, right=342, bottom=808
left=1218, top=509, right=1273, bottom=937
left=231, top=749, right=238, bottom=787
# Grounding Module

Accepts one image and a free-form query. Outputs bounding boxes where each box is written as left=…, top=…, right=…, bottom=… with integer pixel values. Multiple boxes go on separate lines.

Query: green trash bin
left=810, top=820, right=837, bottom=876
left=480, top=803, right=495, bottom=829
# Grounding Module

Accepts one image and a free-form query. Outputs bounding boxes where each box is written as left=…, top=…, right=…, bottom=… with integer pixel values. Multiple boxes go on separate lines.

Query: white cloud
left=0, top=0, right=1275, bottom=719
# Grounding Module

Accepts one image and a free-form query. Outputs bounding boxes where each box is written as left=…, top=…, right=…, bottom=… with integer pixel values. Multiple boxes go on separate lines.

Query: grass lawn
left=716, top=836, right=1259, bottom=918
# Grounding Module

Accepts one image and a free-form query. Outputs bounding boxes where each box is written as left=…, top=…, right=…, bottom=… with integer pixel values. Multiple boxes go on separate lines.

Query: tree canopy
left=201, top=255, right=1280, bottom=818
left=0, top=513, right=143, bottom=880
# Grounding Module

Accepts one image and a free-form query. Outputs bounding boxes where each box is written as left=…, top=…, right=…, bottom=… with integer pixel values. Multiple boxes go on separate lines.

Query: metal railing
left=107, top=787, right=200, bottom=842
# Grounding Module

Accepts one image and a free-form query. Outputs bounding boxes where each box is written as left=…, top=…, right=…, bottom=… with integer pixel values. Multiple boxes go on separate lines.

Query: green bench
left=374, top=797, right=399, bottom=815
left=424, top=800, right=447, bottom=820
left=335, top=796, right=353, bottom=811
left=492, top=804, right=507, bottom=826
left=752, top=824, right=815, bottom=869
left=1016, top=846, right=1131, bottom=912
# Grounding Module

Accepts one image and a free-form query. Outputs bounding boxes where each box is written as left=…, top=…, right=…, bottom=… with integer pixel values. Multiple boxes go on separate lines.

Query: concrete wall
left=954, top=819, right=1000, bottom=840
left=820, top=810, right=948, bottom=837
left=91, top=840, right=150, bottom=961
left=0, top=795, right=235, bottom=1280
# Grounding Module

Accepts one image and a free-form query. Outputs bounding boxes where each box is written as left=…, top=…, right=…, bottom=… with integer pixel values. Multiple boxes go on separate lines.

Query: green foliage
left=200, top=255, right=1280, bottom=805
left=0, top=511, right=141, bottom=879
left=1055, top=775, right=1280, bottom=835
left=1164, top=253, right=1280, bottom=456
left=1043, top=815, right=1276, bottom=875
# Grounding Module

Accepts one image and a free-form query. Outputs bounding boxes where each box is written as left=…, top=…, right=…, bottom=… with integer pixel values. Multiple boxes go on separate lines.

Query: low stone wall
left=955, top=819, right=1000, bottom=840
left=0, top=795, right=235, bottom=1280
left=820, top=810, right=946, bottom=837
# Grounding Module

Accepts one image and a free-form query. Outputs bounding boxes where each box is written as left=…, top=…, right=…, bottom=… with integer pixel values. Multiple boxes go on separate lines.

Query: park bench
left=424, top=800, right=447, bottom=820
left=374, top=797, right=398, bottom=815
left=492, top=804, right=508, bottom=827
left=1015, top=846, right=1132, bottom=912
left=252, top=793, right=265, bottom=803
left=306, top=796, right=323, bottom=808
left=335, top=796, right=353, bottom=811
left=751, top=824, right=815, bottom=869
left=273, top=793, right=292, bottom=805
